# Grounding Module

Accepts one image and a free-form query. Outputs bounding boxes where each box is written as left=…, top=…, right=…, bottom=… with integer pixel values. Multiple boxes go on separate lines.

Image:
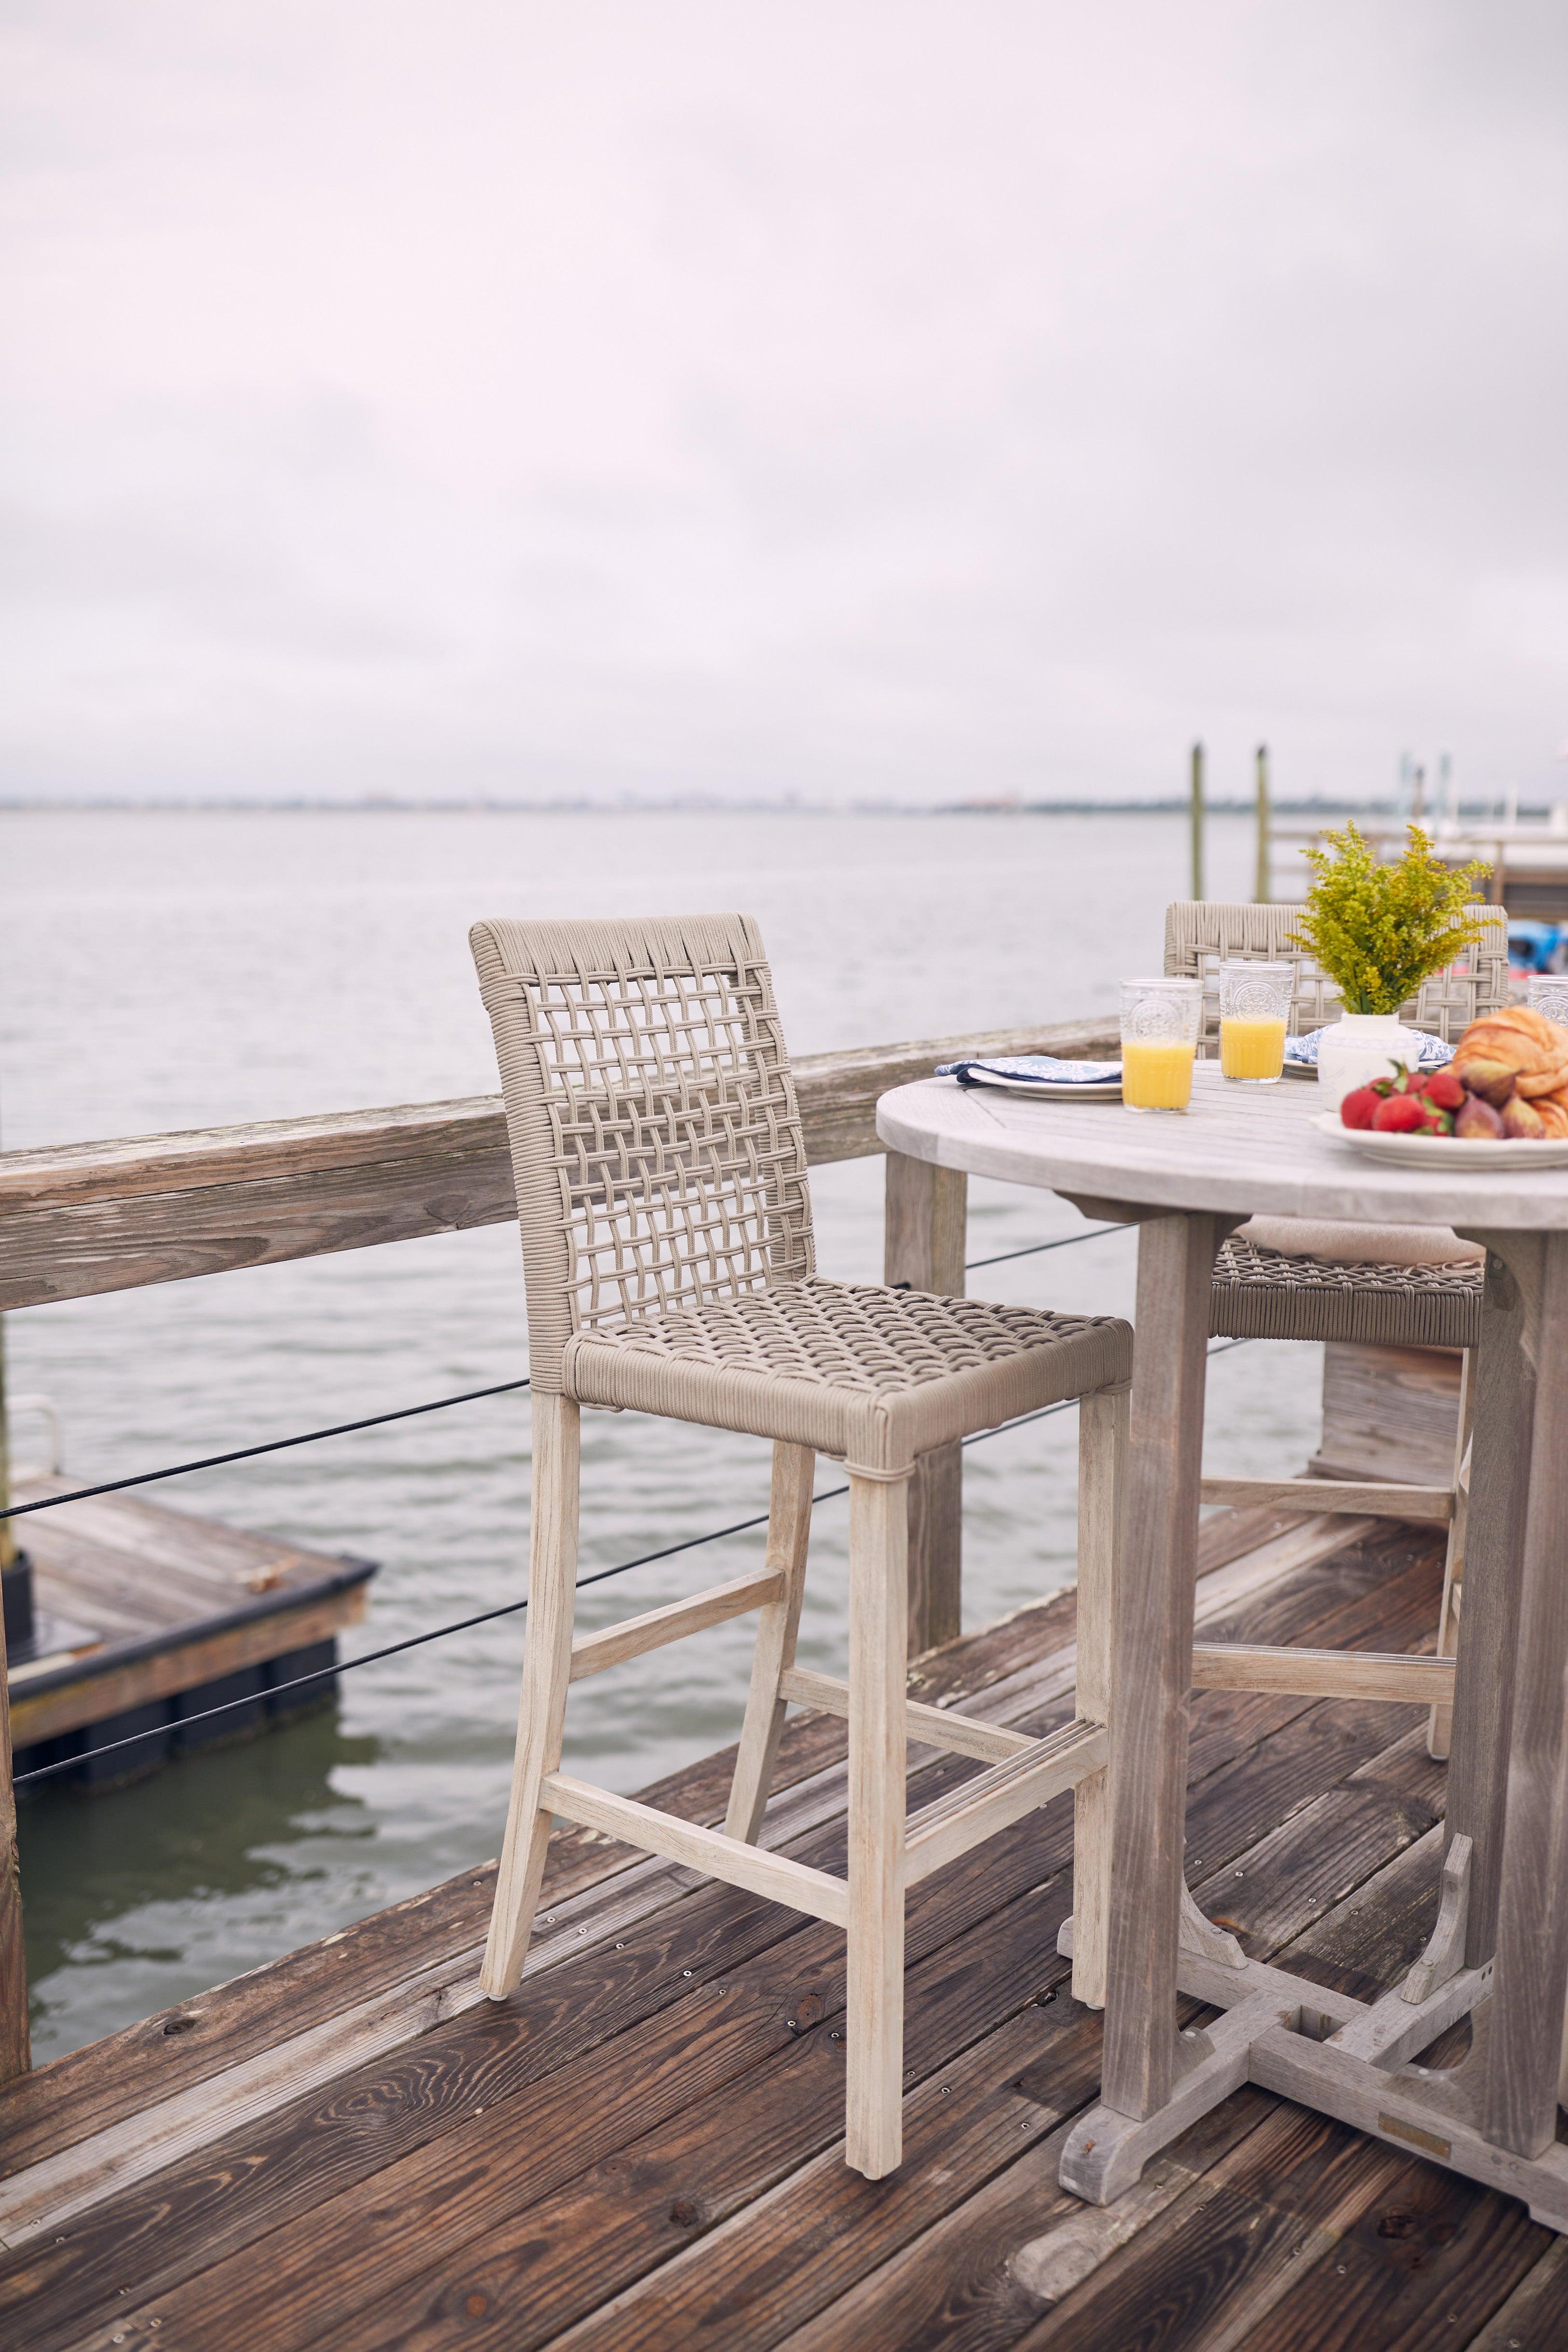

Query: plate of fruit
left=1312, top=1008, right=1568, bottom=1167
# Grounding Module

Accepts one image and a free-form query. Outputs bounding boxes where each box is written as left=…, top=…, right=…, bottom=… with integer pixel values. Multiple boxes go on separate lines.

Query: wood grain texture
left=1486, top=1228, right=1568, bottom=2157
left=1449, top=1237, right=1542, bottom=1973
left=0, top=1572, right=1089, bottom=2189
left=480, top=1393, right=579, bottom=2001
left=1071, top=1382, right=1126, bottom=2010
left=0, top=1595, right=26, bottom=2089
left=775, top=1667, right=1036, bottom=1766
left=1189, top=1642, right=1455, bottom=1705
left=844, top=1471, right=908, bottom=2179
left=877, top=1064, right=1568, bottom=1231
left=902, top=1720, right=1106, bottom=1885
left=0, top=1522, right=1457, bottom=2352
left=0, top=1023, right=1118, bottom=1315
left=568, top=1570, right=784, bottom=1683
left=723, top=1444, right=815, bottom=1844
left=1198, top=1474, right=1453, bottom=1524
left=883, top=1149, right=967, bottom=1655
left=1101, top=1212, right=1224, bottom=2123
left=541, top=1776, right=850, bottom=1927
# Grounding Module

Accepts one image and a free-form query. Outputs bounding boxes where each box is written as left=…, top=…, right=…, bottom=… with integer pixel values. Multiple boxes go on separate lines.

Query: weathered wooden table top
left=878, top=1063, right=1568, bottom=1229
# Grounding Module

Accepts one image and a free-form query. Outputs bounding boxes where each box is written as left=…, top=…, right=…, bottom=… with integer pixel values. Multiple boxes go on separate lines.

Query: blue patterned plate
left=1283, top=1028, right=1454, bottom=1079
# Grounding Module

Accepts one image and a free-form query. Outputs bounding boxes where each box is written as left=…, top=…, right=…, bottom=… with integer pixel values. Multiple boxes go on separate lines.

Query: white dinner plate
left=1311, top=1110, right=1568, bottom=1170
left=960, top=1071, right=1124, bottom=1100
left=942, top=1055, right=1124, bottom=1101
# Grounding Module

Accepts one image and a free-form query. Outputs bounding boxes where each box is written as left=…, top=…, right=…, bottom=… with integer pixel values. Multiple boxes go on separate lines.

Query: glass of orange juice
left=1218, top=962, right=1293, bottom=1084
left=1119, top=977, right=1202, bottom=1111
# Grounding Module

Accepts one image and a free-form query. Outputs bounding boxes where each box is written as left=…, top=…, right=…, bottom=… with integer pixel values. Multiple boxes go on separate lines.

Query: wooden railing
left=0, top=1012, right=1118, bottom=2081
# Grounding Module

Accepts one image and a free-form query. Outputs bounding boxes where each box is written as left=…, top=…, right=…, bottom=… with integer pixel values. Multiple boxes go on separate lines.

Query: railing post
left=0, top=1318, right=27, bottom=2081
left=883, top=1150, right=967, bottom=1655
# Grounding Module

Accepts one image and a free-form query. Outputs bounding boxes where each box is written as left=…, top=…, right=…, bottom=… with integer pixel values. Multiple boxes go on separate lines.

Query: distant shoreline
left=0, top=796, right=1548, bottom=819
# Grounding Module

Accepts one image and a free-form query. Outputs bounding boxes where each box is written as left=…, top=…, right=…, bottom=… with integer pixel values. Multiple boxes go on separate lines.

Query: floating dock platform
left=5, top=1476, right=375, bottom=1789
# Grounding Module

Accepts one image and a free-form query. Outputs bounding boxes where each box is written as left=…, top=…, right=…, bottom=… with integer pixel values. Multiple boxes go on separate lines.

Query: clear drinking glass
left=1119, top=977, right=1202, bottom=1111
left=1527, top=975, right=1568, bottom=1029
left=1218, top=961, right=1293, bottom=1084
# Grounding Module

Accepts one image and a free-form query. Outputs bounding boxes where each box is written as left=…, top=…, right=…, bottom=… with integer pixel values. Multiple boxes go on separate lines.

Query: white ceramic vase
left=1315, top=1013, right=1420, bottom=1111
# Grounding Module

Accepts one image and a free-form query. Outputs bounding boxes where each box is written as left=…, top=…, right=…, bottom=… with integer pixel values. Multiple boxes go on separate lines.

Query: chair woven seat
left=567, top=1277, right=1131, bottom=1475
left=1209, top=1235, right=1483, bottom=1352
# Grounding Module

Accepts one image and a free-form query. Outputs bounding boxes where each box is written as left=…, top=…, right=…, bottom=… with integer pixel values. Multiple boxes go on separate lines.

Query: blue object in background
left=1508, top=921, right=1567, bottom=975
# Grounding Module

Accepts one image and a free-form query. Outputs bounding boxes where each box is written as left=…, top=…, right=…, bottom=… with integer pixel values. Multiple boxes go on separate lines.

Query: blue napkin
left=936, top=1054, right=1123, bottom=1087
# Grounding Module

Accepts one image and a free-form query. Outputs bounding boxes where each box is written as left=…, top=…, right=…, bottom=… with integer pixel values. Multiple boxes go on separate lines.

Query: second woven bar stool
left=471, top=912, right=1132, bottom=2178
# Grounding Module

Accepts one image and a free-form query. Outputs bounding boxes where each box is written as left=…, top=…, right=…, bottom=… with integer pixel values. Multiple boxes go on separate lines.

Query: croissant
left=1452, top=1004, right=1565, bottom=1080
left=1537, top=1097, right=1568, bottom=1138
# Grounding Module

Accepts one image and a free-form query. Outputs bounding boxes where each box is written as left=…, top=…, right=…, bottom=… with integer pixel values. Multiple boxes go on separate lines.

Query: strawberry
left=1372, top=1092, right=1427, bottom=1133
left=1416, top=1102, right=1455, bottom=1135
left=1421, top=1066, right=1465, bottom=1111
left=1339, top=1085, right=1382, bottom=1129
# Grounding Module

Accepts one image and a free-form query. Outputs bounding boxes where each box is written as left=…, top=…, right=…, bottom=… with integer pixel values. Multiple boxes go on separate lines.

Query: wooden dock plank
left=26, top=1538, right=1446, bottom=2352
left=7, top=1511, right=1545, bottom=2352
left=0, top=1579, right=1082, bottom=2185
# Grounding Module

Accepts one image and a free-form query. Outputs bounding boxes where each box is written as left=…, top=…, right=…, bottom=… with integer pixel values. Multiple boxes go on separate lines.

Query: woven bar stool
left=470, top=913, right=1133, bottom=2178
left=1164, top=902, right=1505, bottom=1751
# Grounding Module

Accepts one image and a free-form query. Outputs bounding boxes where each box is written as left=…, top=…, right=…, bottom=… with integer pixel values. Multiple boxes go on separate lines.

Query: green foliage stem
left=1290, top=823, right=1491, bottom=1017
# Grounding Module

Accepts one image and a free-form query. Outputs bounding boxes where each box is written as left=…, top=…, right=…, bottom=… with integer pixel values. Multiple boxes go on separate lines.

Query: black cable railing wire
left=11, top=1334, right=1256, bottom=1791
left=0, top=1225, right=1131, bottom=1525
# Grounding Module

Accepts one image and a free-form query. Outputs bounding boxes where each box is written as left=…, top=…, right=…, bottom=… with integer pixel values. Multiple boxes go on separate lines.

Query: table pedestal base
left=1057, top=1843, right=1568, bottom=2231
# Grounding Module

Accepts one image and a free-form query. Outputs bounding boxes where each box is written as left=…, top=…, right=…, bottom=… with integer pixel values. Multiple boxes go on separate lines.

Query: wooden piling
left=1189, top=741, right=1205, bottom=901
left=1253, top=742, right=1270, bottom=904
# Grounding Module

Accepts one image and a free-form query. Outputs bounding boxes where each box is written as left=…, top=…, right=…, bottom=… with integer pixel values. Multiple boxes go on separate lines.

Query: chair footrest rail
left=1190, top=1643, right=1455, bottom=1704
left=902, top=1717, right=1108, bottom=1886
left=538, top=1772, right=850, bottom=1926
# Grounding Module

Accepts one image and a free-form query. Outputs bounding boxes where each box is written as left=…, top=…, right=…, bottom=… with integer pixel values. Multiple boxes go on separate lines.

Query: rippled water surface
left=2, top=807, right=1320, bottom=2058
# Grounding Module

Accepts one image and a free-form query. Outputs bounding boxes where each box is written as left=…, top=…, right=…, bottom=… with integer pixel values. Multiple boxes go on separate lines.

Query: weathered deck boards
left=6, top=1475, right=375, bottom=1773
left=2, top=1509, right=1562, bottom=2351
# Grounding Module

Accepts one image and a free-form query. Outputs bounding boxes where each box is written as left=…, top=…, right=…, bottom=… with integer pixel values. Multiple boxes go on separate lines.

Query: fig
left=1501, top=1094, right=1547, bottom=1139
left=1340, top=1085, right=1382, bottom=1129
left=1373, top=1093, right=1426, bottom=1132
left=1458, top=1058, right=1519, bottom=1107
left=1421, top=1067, right=1465, bottom=1111
left=1454, top=1094, right=1505, bottom=1139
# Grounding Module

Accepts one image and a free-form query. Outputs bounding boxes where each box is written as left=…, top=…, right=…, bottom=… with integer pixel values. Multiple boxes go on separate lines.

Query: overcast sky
left=3, top=1, right=1566, bottom=806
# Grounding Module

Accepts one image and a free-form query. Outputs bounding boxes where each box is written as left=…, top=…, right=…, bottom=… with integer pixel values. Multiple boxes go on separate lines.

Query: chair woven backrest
left=1163, top=902, right=1510, bottom=1057
left=470, top=913, right=815, bottom=1390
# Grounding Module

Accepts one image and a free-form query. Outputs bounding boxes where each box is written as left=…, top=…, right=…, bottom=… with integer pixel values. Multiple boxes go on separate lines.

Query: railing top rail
left=0, top=1016, right=1118, bottom=1314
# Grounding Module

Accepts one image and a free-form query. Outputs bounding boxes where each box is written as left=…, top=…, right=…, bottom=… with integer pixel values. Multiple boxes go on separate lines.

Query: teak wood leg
left=1061, top=1224, right=1568, bottom=2231
left=1485, top=1232, right=1568, bottom=2157
left=884, top=1150, right=966, bottom=1655
left=725, top=1442, right=816, bottom=1844
left=1099, top=1211, right=1226, bottom=2121
left=480, top=1392, right=580, bottom=2001
left=1447, top=1237, right=1541, bottom=1969
left=1426, top=1347, right=1473, bottom=1761
left=1070, top=1381, right=1129, bottom=2010
left=845, top=1469, right=909, bottom=2180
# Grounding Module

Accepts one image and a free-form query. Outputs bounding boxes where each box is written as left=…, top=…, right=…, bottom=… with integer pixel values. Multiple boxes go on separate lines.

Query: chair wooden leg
left=1072, top=1381, right=1129, bottom=2009
left=1428, top=1348, right=1474, bottom=1761
left=724, top=1442, right=815, bottom=1843
left=480, top=1392, right=580, bottom=2001
left=845, top=1468, right=909, bottom=2180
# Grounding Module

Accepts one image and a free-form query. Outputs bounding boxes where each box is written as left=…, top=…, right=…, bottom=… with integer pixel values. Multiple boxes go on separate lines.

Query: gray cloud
left=2, top=0, right=1565, bottom=803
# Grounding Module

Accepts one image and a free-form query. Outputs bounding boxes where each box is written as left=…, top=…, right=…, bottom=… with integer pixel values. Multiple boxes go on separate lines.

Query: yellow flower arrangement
left=1290, top=823, right=1491, bottom=1017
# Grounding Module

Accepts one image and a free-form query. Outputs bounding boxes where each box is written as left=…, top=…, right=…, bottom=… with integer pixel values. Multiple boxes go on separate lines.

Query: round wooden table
left=877, top=1062, right=1568, bottom=2228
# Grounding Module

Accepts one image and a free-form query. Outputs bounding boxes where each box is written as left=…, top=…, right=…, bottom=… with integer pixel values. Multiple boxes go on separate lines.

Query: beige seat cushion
left=565, top=1277, right=1132, bottom=1476
left=1235, top=1216, right=1485, bottom=1269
